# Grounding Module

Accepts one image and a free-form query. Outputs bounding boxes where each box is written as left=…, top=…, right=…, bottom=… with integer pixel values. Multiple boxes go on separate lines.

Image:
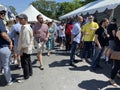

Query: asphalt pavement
left=0, top=48, right=120, bottom=90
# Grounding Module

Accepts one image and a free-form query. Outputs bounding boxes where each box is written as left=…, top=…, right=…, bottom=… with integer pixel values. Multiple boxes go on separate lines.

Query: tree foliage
left=31, top=0, right=96, bottom=20
left=9, top=6, right=17, bottom=15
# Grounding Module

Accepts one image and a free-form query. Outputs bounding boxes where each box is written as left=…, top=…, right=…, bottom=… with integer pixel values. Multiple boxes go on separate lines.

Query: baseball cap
left=18, top=14, right=28, bottom=20
left=111, top=18, right=117, bottom=22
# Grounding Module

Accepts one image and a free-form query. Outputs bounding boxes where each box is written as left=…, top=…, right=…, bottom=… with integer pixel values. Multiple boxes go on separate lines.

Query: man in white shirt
left=70, top=16, right=83, bottom=67
left=18, top=14, right=34, bottom=80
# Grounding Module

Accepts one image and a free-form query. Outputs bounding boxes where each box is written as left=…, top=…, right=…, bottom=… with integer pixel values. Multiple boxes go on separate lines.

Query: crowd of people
left=0, top=7, right=120, bottom=88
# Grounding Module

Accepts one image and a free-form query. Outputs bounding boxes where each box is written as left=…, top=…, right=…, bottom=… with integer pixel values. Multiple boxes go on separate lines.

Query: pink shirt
left=33, top=22, right=48, bottom=42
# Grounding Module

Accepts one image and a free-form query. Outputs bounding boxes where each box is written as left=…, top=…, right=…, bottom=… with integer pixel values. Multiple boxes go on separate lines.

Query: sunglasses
left=0, top=12, right=6, bottom=15
left=89, top=18, right=93, bottom=19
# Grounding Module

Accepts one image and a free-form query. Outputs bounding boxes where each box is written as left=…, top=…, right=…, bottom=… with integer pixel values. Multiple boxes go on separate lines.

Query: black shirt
left=95, top=26, right=109, bottom=47
left=0, top=18, right=9, bottom=48
left=107, top=23, right=117, bottom=40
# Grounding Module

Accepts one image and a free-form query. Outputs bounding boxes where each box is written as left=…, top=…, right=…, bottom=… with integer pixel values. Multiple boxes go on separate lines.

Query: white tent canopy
left=81, top=0, right=120, bottom=15
left=19, top=5, right=52, bottom=22
left=59, top=0, right=120, bottom=19
left=59, top=0, right=100, bottom=19
left=0, top=4, right=7, bottom=11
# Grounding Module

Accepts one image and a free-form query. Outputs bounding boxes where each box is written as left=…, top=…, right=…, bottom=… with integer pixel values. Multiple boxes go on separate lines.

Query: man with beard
left=33, top=15, right=49, bottom=70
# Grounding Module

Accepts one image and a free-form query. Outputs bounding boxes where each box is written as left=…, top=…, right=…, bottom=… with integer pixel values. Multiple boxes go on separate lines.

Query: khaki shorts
left=37, top=42, right=45, bottom=53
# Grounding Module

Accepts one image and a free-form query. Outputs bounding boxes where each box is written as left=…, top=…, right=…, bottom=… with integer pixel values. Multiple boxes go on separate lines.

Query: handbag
left=110, top=51, right=120, bottom=60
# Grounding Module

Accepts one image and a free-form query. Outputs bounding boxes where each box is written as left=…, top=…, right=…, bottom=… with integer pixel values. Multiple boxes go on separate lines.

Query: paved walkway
left=0, top=49, right=120, bottom=90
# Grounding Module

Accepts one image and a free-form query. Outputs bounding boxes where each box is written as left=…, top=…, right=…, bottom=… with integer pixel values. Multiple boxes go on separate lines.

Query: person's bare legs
left=13, top=53, right=17, bottom=64
left=47, top=50, right=51, bottom=56
left=17, top=54, right=21, bottom=68
left=37, top=52, right=44, bottom=70
left=105, top=48, right=112, bottom=62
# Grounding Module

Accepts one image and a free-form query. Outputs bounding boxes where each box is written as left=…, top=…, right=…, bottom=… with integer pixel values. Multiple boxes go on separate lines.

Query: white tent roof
left=59, top=0, right=100, bottom=19
left=0, top=4, right=7, bottom=11
left=20, top=5, right=52, bottom=22
left=81, top=0, right=120, bottom=15
left=59, top=0, right=120, bottom=19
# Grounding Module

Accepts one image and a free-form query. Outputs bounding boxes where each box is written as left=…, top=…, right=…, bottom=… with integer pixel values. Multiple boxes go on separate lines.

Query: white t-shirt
left=58, top=25, right=65, bottom=37
left=71, top=23, right=81, bottom=43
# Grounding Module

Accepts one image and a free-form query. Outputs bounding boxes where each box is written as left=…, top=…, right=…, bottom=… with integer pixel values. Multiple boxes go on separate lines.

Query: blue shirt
left=71, top=22, right=81, bottom=43
left=0, top=18, right=9, bottom=48
left=10, top=22, right=21, bottom=46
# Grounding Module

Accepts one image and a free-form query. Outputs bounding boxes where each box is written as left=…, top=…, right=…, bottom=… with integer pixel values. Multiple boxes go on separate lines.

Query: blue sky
left=0, top=0, right=72, bottom=13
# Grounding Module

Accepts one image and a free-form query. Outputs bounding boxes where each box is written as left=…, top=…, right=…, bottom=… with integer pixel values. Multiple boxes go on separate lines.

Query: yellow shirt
left=82, top=22, right=99, bottom=41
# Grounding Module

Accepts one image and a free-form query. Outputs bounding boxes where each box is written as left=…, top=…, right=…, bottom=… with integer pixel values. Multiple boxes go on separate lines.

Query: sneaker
left=60, top=46, right=63, bottom=50
left=87, top=58, right=92, bottom=62
left=7, top=81, right=13, bottom=86
left=69, top=63, right=77, bottom=67
left=10, top=60, right=15, bottom=64
left=47, top=53, right=50, bottom=56
left=100, top=55, right=105, bottom=59
left=117, top=73, right=120, bottom=78
left=14, top=60, right=18, bottom=64
left=81, top=58, right=86, bottom=62
left=17, top=78, right=25, bottom=83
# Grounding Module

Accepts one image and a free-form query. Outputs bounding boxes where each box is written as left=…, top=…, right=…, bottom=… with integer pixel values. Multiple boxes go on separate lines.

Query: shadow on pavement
left=31, top=52, right=47, bottom=56
left=49, top=59, right=70, bottom=67
left=10, top=64, right=19, bottom=71
left=49, top=59, right=82, bottom=68
left=69, top=65, right=90, bottom=71
left=31, top=52, right=37, bottom=56
left=32, top=66, right=40, bottom=68
left=78, top=79, right=110, bottom=90
left=53, top=50, right=70, bottom=56
left=0, top=74, right=22, bottom=87
left=32, top=59, right=38, bottom=65
left=0, top=75, right=6, bottom=86
left=89, top=61, right=112, bottom=78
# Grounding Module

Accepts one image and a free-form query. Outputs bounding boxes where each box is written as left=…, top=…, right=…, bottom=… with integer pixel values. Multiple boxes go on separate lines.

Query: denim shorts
left=108, top=40, right=115, bottom=50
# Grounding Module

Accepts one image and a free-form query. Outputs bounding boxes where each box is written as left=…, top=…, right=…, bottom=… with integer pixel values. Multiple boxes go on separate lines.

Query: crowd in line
left=0, top=7, right=120, bottom=88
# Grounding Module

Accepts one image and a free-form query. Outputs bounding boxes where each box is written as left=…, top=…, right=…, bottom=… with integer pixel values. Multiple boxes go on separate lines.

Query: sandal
left=39, top=65, right=44, bottom=70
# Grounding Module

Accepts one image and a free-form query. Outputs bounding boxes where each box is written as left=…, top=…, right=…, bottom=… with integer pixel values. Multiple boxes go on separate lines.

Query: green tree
left=32, top=0, right=56, bottom=19
left=82, top=0, right=96, bottom=5
left=56, top=1, right=82, bottom=19
left=31, top=0, right=95, bottom=19
left=9, top=6, right=17, bottom=15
